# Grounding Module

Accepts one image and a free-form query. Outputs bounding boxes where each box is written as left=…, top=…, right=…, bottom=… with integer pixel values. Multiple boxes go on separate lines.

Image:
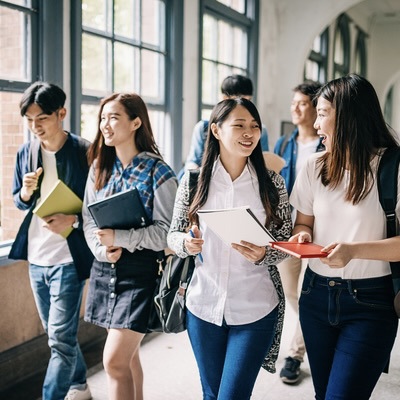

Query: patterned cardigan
left=167, top=167, right=293, bottom=373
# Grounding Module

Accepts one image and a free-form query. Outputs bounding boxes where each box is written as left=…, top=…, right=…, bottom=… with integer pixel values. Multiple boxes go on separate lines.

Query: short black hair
left=292, top=80, right=322, bottom=105
left=220, top=74, right=253, bottom=97
left=19, top=81, right=66, bottom=116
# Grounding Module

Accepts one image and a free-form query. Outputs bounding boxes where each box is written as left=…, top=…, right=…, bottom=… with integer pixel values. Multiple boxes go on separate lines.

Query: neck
left=219, top=154, right=247, bottom=181
left=116, top=145, right=139, bottom=168
left=41, top=130, right=68, bottom=152
left=297, top=124, right=319, bottom=142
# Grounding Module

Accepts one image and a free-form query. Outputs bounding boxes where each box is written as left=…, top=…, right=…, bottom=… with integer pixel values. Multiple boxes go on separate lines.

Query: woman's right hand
left=106, top=246, right=122, bottom=263
left=289, top=231, right=312, bottom=243
left=184, top=225, right=204, bottom=256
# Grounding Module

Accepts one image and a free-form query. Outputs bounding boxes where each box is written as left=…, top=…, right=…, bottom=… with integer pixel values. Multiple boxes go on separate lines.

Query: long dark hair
left=88, top=93, right=161, bottom=190
left=317, top=73, right=399, bottom=204
left=189, top=97, right=282, bottom=228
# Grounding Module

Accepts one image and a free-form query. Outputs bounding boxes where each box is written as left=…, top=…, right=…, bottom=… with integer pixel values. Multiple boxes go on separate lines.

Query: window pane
left=82, top=33, right=111, bottom=95
left=141, top=50, right=164, bottom=102
left=0, top=91, right=25, bottom=241
left=82, top=0, right=112, bottom=32
left=142, top=0, right=165, bottom=48
left=114, top=42, right=139, bottom=93
left=148, top=110, right=165, bottom=153
left=202, top=60, right=218, bottom=105
left=203, top=14, right=218, bottom=60
left=232, top=27, right=247, bottom=68
left=334, top=31, right=344, bottom=64
left=218, top=20, right=233, bottom=64
left=7, top=0, right=32, bottom=5
left=81, top=104, right=98, bottom=143
left=0, top=6, right=30, bottom=81
left=114, top=0, right=139, bottom=39
left=217, top=0, right=245, bottom=14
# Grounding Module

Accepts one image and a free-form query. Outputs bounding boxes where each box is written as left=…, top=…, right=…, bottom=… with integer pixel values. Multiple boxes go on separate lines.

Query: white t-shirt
left=28, top=147, right=73, bottom=266
left=296, top=138, right=321, bottom=177
left=290, top=152, right=400, bottom=279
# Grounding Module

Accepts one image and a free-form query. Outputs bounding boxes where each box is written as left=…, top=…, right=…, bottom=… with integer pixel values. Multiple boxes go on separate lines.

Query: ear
left=211, top=123, right=219, bottom=139
left=58, top=107, right=67, bottom=121
left=132, top=117, right=142, bottom=130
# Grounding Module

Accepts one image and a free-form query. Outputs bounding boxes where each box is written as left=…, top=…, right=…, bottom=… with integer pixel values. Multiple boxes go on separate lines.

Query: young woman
left=290, top=74, right=400, bottom=399
left=167, top=98, right=292, bottom=400
left=82, top=93, right=177, bottom=400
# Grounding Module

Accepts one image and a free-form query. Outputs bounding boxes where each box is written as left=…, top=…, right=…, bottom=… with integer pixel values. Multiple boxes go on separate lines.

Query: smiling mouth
left=239, top=141, right=253, bottom=147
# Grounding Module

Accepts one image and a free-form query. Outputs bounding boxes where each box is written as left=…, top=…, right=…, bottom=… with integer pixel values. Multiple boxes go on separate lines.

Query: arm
left=184, top=120, right=207, bottom=170
left=113, top=176, right=178, bottom=252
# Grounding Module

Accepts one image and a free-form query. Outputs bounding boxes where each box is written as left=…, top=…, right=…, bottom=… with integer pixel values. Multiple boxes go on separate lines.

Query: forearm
left=347, top=236, right=400, bottom=262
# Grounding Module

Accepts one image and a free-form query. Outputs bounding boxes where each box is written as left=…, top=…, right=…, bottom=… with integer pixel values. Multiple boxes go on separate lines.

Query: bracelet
left=254, top=247, right=268, bottom=265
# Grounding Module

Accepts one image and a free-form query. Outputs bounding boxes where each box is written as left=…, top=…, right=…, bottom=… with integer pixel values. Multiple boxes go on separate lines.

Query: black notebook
left=87, top=188, right=151, bottom=229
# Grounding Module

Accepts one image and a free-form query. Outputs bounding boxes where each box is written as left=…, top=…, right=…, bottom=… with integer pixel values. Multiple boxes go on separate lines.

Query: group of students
left=9, top=72, right=400, bottom=400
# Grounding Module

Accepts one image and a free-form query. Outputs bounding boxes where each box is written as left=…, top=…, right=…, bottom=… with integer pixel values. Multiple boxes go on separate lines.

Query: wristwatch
left=72, top=215, right=79, bottom=229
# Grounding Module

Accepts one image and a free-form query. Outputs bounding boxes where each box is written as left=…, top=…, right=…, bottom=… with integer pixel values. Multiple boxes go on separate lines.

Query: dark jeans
left=300, top=267, right=398, bottom=400
left=186, top=307, right=278, bottom=400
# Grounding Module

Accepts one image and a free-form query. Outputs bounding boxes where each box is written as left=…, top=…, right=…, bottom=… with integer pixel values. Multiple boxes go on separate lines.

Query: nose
left=313, top=118, right=319, bottom=130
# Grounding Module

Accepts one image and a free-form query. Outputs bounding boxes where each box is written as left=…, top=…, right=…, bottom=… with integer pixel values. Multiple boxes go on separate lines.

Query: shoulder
left=141, top=152, right=177, bottom=185
left=68, top=132, right=91, bottom=150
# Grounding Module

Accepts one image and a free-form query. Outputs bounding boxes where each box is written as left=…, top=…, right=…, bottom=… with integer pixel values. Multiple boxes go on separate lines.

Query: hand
left=106, top=246, right=122, bottom=263
left=289, top=231, right=312, bottom=243
left=42, top=213, right=75, bottom=234
left=21, top=167, right=43, bottom=201
left=95, top=229, right=115, bottom=247
left=320, top=242, right=353, bottom=268
left=184, top=225, right=204, bottom=256
left=231, top=240, right=267, bottom=263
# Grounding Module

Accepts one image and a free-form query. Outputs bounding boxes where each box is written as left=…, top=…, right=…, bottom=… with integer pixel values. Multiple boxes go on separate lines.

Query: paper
left=87, top=188, right=151, bottom=230
left=33, top=179, right=83, bottom=238
left=197, top=206, right=276, bottom=247
left=269, top=241, right=328, bottom=258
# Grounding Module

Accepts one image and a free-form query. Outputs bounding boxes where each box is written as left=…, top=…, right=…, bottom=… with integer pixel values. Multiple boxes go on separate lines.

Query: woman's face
left=212, top=105, right=261, bottom=160
left=100, top=100, right=138, bottom=149
left=314, top=97, right=336, bottom=152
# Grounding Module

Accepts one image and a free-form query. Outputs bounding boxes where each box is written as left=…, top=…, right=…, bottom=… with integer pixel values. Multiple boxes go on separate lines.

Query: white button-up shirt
left=186, top=159, right=279, bottom=326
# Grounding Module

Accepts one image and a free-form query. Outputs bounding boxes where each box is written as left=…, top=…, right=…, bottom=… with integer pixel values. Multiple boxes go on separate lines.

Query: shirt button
left=329, top=280, right=335, bottom=287
left=108, top=308, right=112, bottom=314
left=110, top=278, right=115, bottom=284
left=111, top=263, right=115, bottom=269
left=110, top=292, right=115, bottom=298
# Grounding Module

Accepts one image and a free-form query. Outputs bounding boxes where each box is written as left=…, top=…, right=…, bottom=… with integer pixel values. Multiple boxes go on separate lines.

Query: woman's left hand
left=320, top=242, right=353, bottom=268
left=231, top=240, right=267, bottom=263
left=95, top=228, right=115, bottom=247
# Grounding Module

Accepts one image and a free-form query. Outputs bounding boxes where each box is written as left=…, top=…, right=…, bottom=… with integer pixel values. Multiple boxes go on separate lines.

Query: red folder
left=270, top=241, right=329, bottom=258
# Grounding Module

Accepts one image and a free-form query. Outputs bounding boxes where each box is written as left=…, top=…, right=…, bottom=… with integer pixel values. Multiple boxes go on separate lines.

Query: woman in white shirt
left=290, top=74, right=400, bottom=400
left=167, top=98, right=292, bottom=400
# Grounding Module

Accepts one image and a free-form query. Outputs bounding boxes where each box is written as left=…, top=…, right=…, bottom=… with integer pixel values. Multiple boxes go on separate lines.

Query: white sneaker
left=64, top=385, right=92, bottom=400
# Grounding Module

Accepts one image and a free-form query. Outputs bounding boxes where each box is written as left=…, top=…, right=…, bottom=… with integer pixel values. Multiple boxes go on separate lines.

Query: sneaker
left=280, top=356, right=301, bottom=384
left=65, top=385, right=92, bottom=400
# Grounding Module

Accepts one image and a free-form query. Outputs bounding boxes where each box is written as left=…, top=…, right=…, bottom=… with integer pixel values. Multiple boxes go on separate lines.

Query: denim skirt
left=85, top=248, right=160, bottom=333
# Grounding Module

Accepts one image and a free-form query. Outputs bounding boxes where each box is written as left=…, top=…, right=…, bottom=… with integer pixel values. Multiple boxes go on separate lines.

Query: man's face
left=24, top=103, right=66, bottom=142
left=290, top=91, right=316, bottom=127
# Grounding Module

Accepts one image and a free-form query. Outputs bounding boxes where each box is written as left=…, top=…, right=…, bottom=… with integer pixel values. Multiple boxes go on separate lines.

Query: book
left=197, top=206, right=276, bottom=247
left=269, top=241, right=329, bottom=258
left=87, top=188, right=151, bottom=230
left=32, top=179, right=83, bottom=239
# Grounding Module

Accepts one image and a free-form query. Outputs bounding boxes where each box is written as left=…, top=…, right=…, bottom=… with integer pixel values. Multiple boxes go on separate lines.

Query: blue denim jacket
left=9, top=132, right=94, bottom=280
left=274, top=128, right=325, bottom=195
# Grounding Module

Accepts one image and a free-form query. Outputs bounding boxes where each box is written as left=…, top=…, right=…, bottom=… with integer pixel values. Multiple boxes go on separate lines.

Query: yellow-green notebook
left=32, top=179, right=82, bottom=238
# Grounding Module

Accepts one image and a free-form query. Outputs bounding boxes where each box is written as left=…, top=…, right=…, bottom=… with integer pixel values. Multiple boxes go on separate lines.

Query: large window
left=77, top=0, right=171, bottom=161
left=304, top=28, right=328, bottom=83
left=0, top=0, right=39, bottom=243
left=200, top=0, right=259, bottom=119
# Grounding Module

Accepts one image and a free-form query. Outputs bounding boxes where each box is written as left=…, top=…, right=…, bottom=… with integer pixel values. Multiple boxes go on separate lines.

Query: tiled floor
left=87, top=305, right=400, bottom=400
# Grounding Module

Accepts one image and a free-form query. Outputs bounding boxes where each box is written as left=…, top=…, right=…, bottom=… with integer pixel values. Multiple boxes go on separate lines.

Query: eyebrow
left=25, top=112, right=47, bottom=118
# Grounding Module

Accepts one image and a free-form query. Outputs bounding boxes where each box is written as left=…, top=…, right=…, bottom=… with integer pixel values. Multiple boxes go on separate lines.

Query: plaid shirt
left=98, top=152, right=176, bottom=221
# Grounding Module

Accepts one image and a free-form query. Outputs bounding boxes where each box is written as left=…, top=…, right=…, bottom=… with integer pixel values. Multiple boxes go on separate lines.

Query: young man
left=9, top=82, right=93, bottom=400
left=178, top=74, right=269, bottom=179
left=274, top=80, right=324, bottom=384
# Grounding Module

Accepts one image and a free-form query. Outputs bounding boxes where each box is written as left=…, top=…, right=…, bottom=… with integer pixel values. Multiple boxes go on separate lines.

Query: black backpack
left=377, top=146, right=400, bottom=316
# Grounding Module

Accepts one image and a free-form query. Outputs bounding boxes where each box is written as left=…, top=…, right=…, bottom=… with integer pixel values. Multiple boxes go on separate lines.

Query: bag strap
left=377, top=147, right=400, bottom=285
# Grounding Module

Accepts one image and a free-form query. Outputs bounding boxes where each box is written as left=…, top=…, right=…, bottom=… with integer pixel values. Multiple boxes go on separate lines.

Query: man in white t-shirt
left=9, top=82, right=93, bottom=400
left=273, top=80, right=324, bottom=384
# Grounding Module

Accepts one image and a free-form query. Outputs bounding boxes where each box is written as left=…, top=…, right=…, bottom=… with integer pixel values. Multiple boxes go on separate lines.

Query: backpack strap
left=378, top=147, right=400, bottom=289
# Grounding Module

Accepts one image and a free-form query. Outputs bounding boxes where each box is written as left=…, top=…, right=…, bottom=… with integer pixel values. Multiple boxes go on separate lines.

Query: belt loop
left=308, top=265, right=316, bottom=287
left=347, top=279, right=353, bottom=294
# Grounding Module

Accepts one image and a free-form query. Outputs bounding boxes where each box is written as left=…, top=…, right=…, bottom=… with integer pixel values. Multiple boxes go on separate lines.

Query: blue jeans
left=186, top=307, right=278, bottom=400
left=299, top=267, right=398, bottom=400
left=29, top=263, right=87, bottom=400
